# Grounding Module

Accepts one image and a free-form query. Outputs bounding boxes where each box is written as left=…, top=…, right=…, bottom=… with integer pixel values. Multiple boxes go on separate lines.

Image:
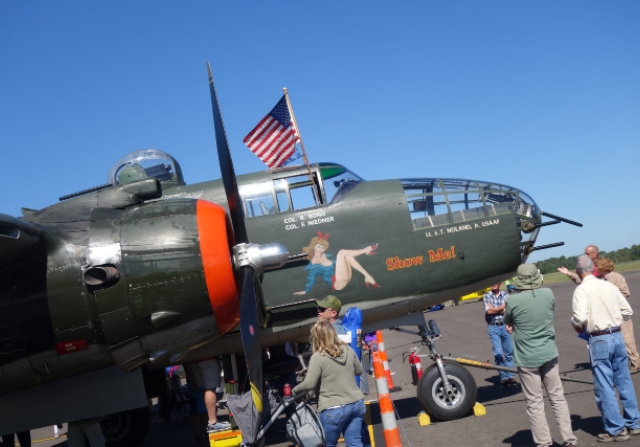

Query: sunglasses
left=317, top=307, right=328, bottom=313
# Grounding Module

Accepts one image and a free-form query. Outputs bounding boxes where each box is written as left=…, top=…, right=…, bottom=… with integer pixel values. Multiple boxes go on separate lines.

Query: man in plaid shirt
left=483, top=283, right=517, bottom=386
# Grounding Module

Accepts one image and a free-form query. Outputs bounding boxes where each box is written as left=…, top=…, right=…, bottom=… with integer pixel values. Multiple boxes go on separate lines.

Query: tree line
left=535, top=244, right=640, bottom=275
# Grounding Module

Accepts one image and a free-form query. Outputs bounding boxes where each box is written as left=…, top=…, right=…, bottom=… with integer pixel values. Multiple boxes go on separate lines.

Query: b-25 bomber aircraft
left=0, top=69, right=580, bottom=446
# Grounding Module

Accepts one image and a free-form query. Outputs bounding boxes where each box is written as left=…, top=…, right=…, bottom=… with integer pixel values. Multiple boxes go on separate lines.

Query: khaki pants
left=621, top=319, right=640, bottom=370
left=518, top=358, right=577, bottom=447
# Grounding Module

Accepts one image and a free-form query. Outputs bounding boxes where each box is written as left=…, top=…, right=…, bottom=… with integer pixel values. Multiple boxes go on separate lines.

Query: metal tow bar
left=442, top=356, right=593, bottom=385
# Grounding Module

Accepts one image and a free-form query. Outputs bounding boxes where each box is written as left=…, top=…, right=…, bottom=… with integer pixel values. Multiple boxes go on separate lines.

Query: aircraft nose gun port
left=521, top=211, right=583, bottom=233
left=521, top=211, right=583, bottom=254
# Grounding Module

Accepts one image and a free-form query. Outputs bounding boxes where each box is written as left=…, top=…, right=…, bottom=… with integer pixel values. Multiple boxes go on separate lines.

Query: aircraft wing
left=0, top=213, right=42, bottom=267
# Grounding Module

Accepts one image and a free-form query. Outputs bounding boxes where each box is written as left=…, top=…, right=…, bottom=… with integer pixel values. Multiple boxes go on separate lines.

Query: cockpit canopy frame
left=402, top=178, right=540, bottom=261
left=108, top=149, right=185, bottom=187
left=238, top=163, right=363, bottom=218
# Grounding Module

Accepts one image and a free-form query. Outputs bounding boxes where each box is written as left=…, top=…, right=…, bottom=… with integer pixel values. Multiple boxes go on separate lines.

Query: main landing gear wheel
left=417, top=362, right=476, bottom=421
left=101, top=406, right=151, bottom=447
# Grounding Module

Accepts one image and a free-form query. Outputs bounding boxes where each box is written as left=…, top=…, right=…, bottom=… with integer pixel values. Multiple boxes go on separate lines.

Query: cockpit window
left=512, top=190, right=538, bottom=219
left=319, top=165, right=363, bottom=204
left=240, top=174, right=322, bottom=218
left=402, top=179, right=540, bottom=230
left=108, top=149, right=185, bottom=186
left=238, top=164, right=364, bottom=218
left=284, top=175, right=320, bottom=210
left=272, top=179, right=289, bottom=213
left=239, top=181, right=277, bottom=218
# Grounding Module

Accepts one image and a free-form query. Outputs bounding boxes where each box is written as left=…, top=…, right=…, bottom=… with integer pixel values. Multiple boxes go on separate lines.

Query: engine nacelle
left=0, top=199, right=238, bottom=397
left=88, top=198, right=238, bottom=370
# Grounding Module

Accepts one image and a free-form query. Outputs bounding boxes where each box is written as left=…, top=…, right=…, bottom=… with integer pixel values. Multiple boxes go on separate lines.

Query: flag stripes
left=243, top=96, right=299, bottom=169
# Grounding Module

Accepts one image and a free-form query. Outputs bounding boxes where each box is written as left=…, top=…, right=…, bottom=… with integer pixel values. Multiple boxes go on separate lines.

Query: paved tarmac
left=23, top=270, right=640, bottom=447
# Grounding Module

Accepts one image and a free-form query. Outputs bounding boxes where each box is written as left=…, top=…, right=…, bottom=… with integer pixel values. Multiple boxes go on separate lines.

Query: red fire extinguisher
left=408, top=350, right=423, bottom=385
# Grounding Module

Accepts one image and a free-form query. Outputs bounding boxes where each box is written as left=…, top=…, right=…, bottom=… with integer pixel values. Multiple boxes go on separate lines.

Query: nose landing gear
left=392, top=319, right=477, bottom=421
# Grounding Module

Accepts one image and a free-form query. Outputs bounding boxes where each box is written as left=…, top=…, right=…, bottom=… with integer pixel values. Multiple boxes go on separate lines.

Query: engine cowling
left=0, top=198, right=239, bottom=397
left=89, top=198, right=238, bottom=370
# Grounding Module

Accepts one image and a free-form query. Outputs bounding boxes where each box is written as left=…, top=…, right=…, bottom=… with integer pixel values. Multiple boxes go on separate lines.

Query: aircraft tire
left=101, top=406, right=151, bottom=447
left=416, top=363, right=476, bottom=421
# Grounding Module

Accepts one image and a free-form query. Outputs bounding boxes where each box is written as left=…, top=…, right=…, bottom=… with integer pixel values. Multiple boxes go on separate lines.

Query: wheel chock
left=209, top=429, right=243, bottom=447
left=417, top=410, right=431, bottom=426
left=473, top=402, right=486, bottom=417
left=416, top=403, right=485, bottom=425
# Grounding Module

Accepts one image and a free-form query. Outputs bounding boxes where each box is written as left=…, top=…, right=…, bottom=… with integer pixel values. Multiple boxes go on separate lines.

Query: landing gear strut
left=392, top=319, right=477, bottom=421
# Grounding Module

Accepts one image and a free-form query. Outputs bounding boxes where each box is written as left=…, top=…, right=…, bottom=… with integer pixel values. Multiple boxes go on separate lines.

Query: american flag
left=243, top=96, right=299, bottom=169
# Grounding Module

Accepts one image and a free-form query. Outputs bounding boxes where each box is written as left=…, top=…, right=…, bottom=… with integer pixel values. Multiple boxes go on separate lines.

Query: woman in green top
left=293, top=319, right=365, bottom=447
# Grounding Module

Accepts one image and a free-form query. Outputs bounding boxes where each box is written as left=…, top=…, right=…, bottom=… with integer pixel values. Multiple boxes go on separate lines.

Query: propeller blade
left=207, top=63, right=248, bottom=244
left=238, top=265, right=263, bottom=412
left=207, top=63, right=263, bottom=415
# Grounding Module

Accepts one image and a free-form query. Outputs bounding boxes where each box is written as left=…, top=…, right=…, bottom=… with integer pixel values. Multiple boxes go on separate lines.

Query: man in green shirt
left=503, top=264, right=577, bottom=447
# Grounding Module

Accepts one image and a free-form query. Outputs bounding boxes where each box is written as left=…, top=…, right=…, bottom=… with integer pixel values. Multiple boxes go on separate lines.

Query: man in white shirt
left=571, top=255, right=640, bottom=443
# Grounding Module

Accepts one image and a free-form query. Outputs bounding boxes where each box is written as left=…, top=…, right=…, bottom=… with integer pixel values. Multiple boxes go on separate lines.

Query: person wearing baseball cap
left=316, top=295, right=347, bottom=335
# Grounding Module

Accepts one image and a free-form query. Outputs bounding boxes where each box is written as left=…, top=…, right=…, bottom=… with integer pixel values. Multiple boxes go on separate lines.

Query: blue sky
left=1, top=1, right=638, bottom=262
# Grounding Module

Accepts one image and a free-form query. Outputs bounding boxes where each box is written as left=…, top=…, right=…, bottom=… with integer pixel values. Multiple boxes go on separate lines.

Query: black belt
left=589, top=327, right=620, bottom=337
left=488, top=322, right=504, bottom=326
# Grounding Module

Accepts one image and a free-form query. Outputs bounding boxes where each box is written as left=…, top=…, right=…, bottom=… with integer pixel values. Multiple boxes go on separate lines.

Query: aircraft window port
left=243, top=199, right=276, bottom=218
left=117, top=163, right=148, bottom=185
left=274, top=179, right=290, bottom=213
left=143, top=163, right=175, bottom=182
left=279, top=174, right=321, bottom=211
left=402, top=178, right=539, bottom=231
left=290, top=182, right=318, bottom=210
left=109, top=149, right=184, bottom=186
left=487, top=202, right=513, bottom=216
left=329, top=179, right=361, bottom=204
left=246, top=197, right=275, bottom=218
left=259, top=202, right=272, bottom=215
left=456, top=207, right=484, bottom=223
left=319, top=165, right=363, bottom=204
left=240, top=182, right=277, bottom=218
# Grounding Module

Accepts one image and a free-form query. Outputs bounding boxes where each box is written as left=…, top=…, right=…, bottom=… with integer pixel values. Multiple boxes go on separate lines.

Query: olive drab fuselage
left=0, top=156, right=541, bottom=396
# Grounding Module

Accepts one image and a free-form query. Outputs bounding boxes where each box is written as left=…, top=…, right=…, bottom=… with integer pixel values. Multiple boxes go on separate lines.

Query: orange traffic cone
left=373, top=352, right=402, bottom=447
left=376, top=330, right=401, bottom=392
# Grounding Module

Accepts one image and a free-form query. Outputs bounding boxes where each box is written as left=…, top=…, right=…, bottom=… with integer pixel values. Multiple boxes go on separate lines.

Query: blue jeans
left=589, top=331, right=640, bottom=435
left=487, top=324, right=515, bottom=381
left=319, top=399, right=366, bottom=447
